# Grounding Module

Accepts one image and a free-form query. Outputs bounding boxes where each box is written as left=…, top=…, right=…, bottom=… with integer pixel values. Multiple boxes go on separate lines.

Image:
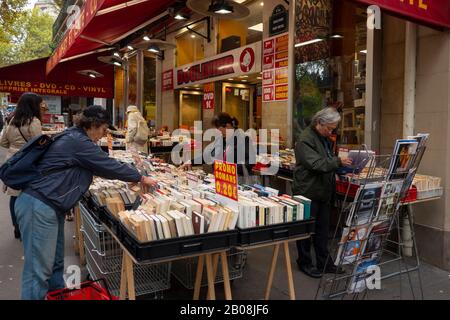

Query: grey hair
left=311, top=107, right=341, bottom=126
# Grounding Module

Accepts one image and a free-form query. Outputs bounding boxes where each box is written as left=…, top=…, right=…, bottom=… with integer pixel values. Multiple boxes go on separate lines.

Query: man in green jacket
left=294, top=107, right=352, bottom=278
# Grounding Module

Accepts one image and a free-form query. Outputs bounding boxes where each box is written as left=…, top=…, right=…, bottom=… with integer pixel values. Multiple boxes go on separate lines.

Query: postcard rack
left=316, top=139, right=427, bottom=300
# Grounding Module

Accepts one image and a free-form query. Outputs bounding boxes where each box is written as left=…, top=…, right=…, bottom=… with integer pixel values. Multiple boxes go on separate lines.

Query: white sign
left=42, top=95, right=61, bottom=114
left=175, top=41, right=262, bottom=89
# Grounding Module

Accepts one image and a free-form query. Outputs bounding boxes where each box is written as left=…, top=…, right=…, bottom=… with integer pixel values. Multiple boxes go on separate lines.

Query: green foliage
left=0, top=0, right=28, bottom=43
left=0, top=8, right=54, bottom=67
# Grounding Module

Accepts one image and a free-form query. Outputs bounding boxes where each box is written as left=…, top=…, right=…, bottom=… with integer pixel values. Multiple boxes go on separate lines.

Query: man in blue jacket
left=14, top=105, right=156, bottom=300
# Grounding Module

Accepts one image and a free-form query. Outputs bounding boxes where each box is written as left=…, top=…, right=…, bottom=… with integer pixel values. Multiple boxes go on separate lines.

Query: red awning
left=353, top=0, right=449, bottom=29
left=47, top=0, right=176, bottom=74
left=0, top=53, right=114, bottom=102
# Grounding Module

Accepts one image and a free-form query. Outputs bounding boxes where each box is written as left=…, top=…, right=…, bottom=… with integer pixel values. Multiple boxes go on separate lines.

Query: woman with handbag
left=0, top=92, right=43, bottom=239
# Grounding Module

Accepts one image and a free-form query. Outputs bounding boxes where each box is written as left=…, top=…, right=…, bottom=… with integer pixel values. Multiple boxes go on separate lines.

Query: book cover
left=192, top=211, right=205, bottom=234
left=334, top=224, right=370, bottom=265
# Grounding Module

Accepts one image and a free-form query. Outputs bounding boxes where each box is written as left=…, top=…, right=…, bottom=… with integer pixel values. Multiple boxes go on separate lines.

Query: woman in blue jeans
left=14, top=105, right=156, bottom=300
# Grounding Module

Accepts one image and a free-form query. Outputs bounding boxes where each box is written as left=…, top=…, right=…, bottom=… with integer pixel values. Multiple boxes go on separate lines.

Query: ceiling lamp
left=209, top=0, right=234, bottom=14
left=143, top=35, right=151, bottom=41
left=77, top=69, right=104, bottom=78
left=127, top=45, right=134, bottom=50
left=187, top=0, right=249, bottom=19
left=148, top=45, right=160, bottom=53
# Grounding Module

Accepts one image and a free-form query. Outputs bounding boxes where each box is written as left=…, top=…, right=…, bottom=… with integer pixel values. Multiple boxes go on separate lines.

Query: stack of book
left=237, top=194, right=311, bottom=228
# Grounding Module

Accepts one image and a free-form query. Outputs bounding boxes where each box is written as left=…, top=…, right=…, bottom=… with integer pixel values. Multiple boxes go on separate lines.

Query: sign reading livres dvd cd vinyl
left=214, top=160, right=238, bottom=202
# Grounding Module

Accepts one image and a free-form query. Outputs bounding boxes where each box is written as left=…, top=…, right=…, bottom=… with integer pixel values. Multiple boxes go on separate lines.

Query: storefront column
left=156, top=58, right=162, bottom=129
left=403, top=21, right=417, bottom=138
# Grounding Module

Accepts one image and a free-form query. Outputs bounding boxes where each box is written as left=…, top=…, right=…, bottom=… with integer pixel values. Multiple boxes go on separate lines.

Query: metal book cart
left=316, top=142, right=429, bottom=300
left=78, top=203, right=171, bottom=298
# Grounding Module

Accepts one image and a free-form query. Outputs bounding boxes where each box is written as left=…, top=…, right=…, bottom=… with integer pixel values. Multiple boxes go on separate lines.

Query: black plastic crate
left=237, top=219, right=315, bottom=247
left=120, top=225, right=239, bottom=263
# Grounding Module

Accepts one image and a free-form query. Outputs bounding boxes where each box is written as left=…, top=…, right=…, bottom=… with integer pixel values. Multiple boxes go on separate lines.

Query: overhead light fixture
left=174, top=12, right=188, bottom=20
left=260, top=2, right=264, bottom=6
left=295, top=38, right=324, bottom=47
left=240, top=75, right=248, bottom=78
left=248, top=23, right=263, bottom=32
left=148, top=45, right=160, bottom=53
left=127, top=45, right=134, bottom=50
left=143, top=35, right=151, bottom=41
left=257, top=77, right=262, bottom=80
left=233, top=0, right=246, bottom=3
left=88, top=72, right=97, bottom=79
left=228, top=78, right=234, bottom=81
left=113, top=61, right=122, bottom=67
left=113, top=52, right=121, bottom=58
left=331, top=34, right=343, bottom=38
left=360, top=49, right=367, bottom=54
left=241, top=79, right=248, bottom=82
left=191, top=34, right=196, bottom=38
left=209, top=0, right=234, bottom=15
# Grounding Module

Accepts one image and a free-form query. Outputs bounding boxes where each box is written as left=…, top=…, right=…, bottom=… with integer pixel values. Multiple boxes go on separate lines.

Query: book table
left=101, top=223, right=234, bottom=300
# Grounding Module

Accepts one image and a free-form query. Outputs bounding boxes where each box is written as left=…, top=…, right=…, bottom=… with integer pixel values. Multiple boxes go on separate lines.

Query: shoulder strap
left=18, top=127, right=28, bottom=143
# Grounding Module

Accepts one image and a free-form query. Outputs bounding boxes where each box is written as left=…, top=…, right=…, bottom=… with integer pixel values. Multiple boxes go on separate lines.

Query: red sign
left=46, top=0, right=106, bottom=74
left=263, top=86, right=275, bottom=102
left=177, top=55, right=234, bottom=86
left=162, top=70, right=173, bottom=91
left=239, top=48, right=255, bottom=73
left=263, top=39, right=275, bottom=55
left=263, top=32, right=289, bottom=102
left=203, top=82, right=215, bottom=110
left=214, top=161, right=238, bottom=202
left=263, top=55, right=275, bottom=70
left=354, top=0, right=450, bottom=29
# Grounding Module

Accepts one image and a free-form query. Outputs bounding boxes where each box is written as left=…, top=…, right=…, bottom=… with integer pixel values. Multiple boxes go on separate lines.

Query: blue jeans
left=15, top=192, right=66, bottom=300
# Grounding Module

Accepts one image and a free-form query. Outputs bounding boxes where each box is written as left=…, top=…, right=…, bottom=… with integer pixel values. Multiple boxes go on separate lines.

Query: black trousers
left=296, top=200, right=331, bottom=269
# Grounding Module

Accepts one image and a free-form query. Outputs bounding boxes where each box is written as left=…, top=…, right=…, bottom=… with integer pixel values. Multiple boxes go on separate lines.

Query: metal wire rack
left=171, top=248, right=247, bottom=290
left=80, top=202, right=171, bottom=297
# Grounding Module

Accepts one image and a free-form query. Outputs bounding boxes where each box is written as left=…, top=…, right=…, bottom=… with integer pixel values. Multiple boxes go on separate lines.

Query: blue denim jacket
left=24, top=126, right=141, bottom=214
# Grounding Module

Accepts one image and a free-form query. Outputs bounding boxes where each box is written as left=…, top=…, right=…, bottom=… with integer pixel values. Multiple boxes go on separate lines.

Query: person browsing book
left=293, top=107, right=352, bottom=278
left=14, top=105, right=157, bottom=300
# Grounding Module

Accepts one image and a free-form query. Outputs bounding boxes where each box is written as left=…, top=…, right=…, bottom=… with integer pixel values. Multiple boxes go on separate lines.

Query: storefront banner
left=162, top=69, right=174, bottom=91
left=175, top=41, right=262, bottom=89
left=353, top=0, right=450, bottom=29
left=214, top=160, right=238, bottom=202
left=263, top=33, right=289, bottom=102
left=203, top=82, right=215, bottom=110
left=0, top=80, right=113, bottom=98
left=46, top=0, right=106, bottom=74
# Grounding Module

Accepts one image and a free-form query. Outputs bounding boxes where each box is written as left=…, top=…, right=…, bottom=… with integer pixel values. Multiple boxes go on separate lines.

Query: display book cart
left=316, top=134, right=430, bottom=300
left=79, top=155, right=315, bottom=300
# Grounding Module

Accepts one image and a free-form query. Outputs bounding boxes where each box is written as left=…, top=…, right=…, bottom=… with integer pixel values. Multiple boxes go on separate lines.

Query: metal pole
left=402, top=21, right=417, bottom=257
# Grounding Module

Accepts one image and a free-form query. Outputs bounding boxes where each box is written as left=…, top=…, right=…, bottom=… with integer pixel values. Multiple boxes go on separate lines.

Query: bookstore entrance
left=222, top=73, right=262, bottom=131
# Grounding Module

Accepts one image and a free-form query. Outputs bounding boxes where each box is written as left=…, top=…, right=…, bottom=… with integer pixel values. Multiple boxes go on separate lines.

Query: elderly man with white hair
left=126, top=105, right=149, bottom=154
left=294, top=107, right=352, bottom=278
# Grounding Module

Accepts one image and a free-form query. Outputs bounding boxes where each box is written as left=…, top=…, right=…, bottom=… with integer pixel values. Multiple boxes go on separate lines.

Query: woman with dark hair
left=211, top=112, right=256, bottom=183
left=0, top=92, right=43, bottom=239
left=13, top=105, right=156, bottom=300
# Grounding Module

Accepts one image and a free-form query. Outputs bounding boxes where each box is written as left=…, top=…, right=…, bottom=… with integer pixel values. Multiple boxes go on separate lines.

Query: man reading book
left=293, top=107, right=352, bottom=278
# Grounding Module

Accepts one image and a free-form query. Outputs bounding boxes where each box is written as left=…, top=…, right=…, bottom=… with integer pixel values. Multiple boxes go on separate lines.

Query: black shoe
left=298, top=263, right=323, bottom=279
left=321, top=264, right=345, bottom=274
left=14, top=228, right=21, bottom=240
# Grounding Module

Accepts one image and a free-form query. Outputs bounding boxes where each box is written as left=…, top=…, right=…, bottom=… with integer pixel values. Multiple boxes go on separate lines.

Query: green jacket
left=293, top=126, right=341, bottom=202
